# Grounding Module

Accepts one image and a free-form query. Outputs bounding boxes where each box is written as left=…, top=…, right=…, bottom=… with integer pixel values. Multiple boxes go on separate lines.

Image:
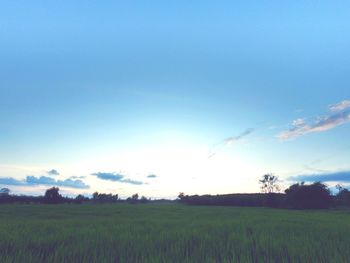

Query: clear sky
left=1, top=1, right=350, bottom=198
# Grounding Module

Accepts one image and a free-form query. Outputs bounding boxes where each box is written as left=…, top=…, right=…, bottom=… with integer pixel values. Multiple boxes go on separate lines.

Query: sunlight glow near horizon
left=1, top=1, right=350, bottom=197
left=2, top=144, right=264, bottom=198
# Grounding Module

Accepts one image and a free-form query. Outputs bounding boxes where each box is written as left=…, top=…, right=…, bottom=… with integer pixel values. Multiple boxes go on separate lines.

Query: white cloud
left=329, top=100, right=350, bottom=112
left=292, top=118, right=306, bottom=127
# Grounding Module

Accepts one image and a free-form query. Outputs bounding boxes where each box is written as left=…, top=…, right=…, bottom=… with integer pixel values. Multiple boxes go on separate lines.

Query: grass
left=0, top=204, right=349, bottom=263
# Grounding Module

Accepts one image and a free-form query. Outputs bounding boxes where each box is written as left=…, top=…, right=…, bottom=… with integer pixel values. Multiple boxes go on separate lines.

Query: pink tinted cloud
left=278, top=100, right=350, bottom=140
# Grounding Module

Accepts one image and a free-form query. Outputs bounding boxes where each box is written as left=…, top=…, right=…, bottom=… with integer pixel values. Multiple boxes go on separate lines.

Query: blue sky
left=1, top=1, right=350, bottom=198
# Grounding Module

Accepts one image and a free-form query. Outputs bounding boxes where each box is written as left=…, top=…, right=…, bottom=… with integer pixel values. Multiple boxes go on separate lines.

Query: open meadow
left=0, top=204, right=350, bottom=263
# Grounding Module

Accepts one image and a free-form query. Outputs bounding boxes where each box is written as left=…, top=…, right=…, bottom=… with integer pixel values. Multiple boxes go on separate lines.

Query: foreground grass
left=0, top=204, right=349, bottom=263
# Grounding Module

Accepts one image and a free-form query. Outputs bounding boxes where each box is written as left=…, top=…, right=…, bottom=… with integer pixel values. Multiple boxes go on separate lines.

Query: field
left=0, top=204, right=349, bottom=263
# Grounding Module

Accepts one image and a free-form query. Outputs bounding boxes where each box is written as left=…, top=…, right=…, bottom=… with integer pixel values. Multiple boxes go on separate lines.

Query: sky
left=1, top=1, right=350, bottom=198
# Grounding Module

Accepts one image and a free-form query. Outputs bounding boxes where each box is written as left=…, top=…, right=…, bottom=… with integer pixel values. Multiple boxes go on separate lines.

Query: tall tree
left=44, top=187, right=62, bottom=204
left=259, top=174, right=280, bottom=193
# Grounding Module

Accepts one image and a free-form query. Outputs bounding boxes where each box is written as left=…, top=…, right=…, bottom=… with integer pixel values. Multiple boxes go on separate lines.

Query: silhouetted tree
left=127, top=193, right=139, bottom=204
left=44, top=187, right=63, bottom=204
left=178, top=192, right=189, bottom=204
left=178, top=192, right=185, bottom=200
left=140, top=196, right=148, bottom=203
left=132, top=193, right=139, bottom=200
left=91, top=192, right=119, bottom=203
left=0, top=188, right=10, bottom=196
left=285, top=182, right=332, bottom=209
left=336, top=187, right=350, bottom=206
left=260, top=174, right=280, bottom=193
left=93, top=192, right=99, bottom=200
left=75, top=194, right=89, bottom=203
left=336, top=184, right=344, bottom=194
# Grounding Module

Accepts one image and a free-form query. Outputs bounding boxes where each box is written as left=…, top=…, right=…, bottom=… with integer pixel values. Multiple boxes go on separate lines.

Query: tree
left=285, top=182, right=332, bottom=209
left=92, top=192, right=99, bottom=200
left=140, top=196, right=148, bottom=203
left=75, top=194, right=88, bottom=203
left=259, top=174, right=280, bottom=193
left=336, top=186, right=350, bottom=206
left=44, top=187, right=63, bottom=204
left=178, top=192, right=185, bottom=199
left=0, top=188, right=10, bottom=196
left=336, top=184, right=344, bottom=194
left=127, top=193, right=139, bottom=204
left=132, top=193, right=139, bottom=201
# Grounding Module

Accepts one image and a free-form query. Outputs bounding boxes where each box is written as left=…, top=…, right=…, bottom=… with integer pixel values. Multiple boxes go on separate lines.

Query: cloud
left=0, top=177, right=26, bottom=186
left=47, top=169, right=60, bottom=176
left=278, top=100, right=350, bottom=140
left=329, top=100, right=350, bottom=112
left=55, top=178, right=89, bottom=189
left=0, top=176, right=89, bottom=189
left=224, top=128, right=255, bottom=145
left=303, top=165, right=328, bottom=173
left=119, top=178, right=143, bottom=185
left=26, top=176, right=89, bottom=189
left=147, top=174, right=158, bottom=178
left=289, top=171, right=350, bottom=183
left=92, top=172, right=144, bottom=185
left=70, top=176, right=86, bottom=179
left=91, top=172, right=124, bottom=181
left=209, top=128, right=255, bottom=158
left=292, top=118, right=306, bottom=126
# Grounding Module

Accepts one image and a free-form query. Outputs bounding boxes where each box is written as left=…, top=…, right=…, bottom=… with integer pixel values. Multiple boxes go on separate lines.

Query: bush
left=285, top=182, right=333, bottom=209
left=336, top=188, right=350, bottom=206
left=44, top=187, right=63, bottom=204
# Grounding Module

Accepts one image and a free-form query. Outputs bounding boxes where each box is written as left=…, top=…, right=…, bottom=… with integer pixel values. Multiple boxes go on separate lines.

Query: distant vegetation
left=0, top=187, right=151, bottom=205
left=179, top=175, right=350, bottom=209
left=1, top=174, right=350, bottom=209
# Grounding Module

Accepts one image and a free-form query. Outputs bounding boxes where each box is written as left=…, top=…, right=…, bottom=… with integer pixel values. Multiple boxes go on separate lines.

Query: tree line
left=178, top=174, right=350, bottom=209
left=0, top=187, right=151, bottom=204
left=1, top=174, right=350, bottom=209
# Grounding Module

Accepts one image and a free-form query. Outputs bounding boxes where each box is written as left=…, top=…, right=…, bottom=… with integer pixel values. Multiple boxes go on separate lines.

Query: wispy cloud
left=303, top=165, right=329, bottom=173
left=224, top=128, right=255, bottom=145
left=289, top=171, right=350, bottom=183
left=329, top=100, right=350, bottom=112
left=209, top=128, right=255, bottom=158
left=278, top=100, right=350, bottom=140
left=147, top=174, right=157, bottom=178
left=92, top=172, right=144, bottom=185
left=70, top=176, right=86, bottom=179
left=119, top=178, right=143, bottom=185
left=47, top=169, right=60, bottom=176
left=0, top=176, right=89, bottom=189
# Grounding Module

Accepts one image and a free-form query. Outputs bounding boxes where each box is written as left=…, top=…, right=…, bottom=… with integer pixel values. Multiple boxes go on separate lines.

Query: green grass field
left=0, top=204, right=349, bottom=263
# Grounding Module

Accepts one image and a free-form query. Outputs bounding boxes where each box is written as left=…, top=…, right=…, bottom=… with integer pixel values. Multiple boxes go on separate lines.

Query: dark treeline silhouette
left=1, top=175, right=350, bottom=209
left=0, top=187, right=152, bottom=205
left=179, top=181, right=349, bottom=209
left=178, top=192, right=285, bottom=207
left=0, top=187, right=78, bottom=204
left=92, top=192, right=119, bottom=203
